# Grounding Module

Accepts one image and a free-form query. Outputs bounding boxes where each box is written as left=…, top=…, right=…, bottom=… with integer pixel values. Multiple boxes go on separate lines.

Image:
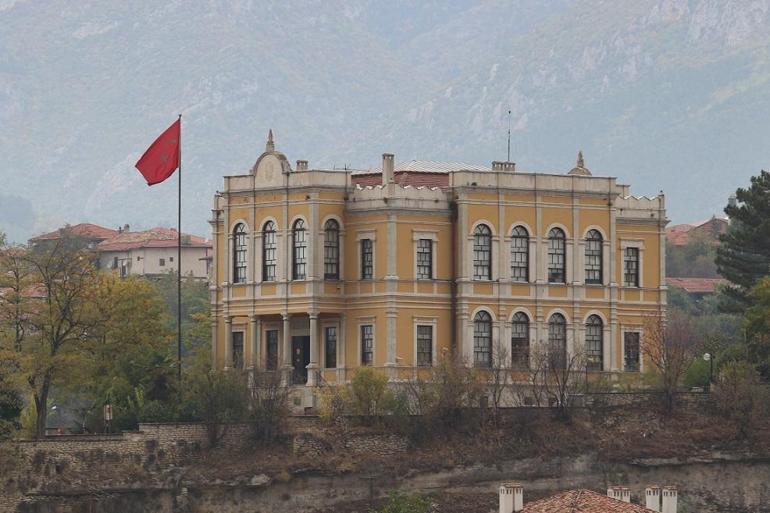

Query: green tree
left=716, top=170, right=770, bottom=311
left=0, top=238, right=103, bottom=437
left=744, top=277, right=770, bottom=378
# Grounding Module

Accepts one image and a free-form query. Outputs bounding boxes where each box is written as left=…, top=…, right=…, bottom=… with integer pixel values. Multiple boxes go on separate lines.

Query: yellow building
left=209, top=133, right=666, bottom=386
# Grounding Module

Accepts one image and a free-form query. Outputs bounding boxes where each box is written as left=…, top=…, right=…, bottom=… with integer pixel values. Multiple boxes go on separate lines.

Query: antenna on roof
left=507, top=109, right=512, bottom=162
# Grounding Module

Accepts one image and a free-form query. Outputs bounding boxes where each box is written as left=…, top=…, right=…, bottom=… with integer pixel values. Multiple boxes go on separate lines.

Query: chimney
left=382, top=153, right=395, bottom=185
left=123, top=224, right=130, bottom=232
left=499, top=482, right=524, bottom=513
left=645, top=486, right=661, bottom=512
left=728, top=194, right=737, bottom=208
left=492, top=161, right=516, bottom=172
left=296, top=160, right=308, bottom=171
left=662, top=486, right=677, bottom=513
left=607, top=486, right=631, bottom=502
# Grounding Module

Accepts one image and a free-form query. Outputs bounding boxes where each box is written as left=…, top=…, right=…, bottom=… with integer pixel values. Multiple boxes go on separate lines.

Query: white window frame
left=412, top=231, right=438, bottom=281
left=621, top=327, right=643, bottom=373
left=413, top=317, right=438, bottom=367
left=356, top=230, right=377, bottom=280
left=357, top=317, right=376, bottom=366
left=620, top=239, right=645, bottom=288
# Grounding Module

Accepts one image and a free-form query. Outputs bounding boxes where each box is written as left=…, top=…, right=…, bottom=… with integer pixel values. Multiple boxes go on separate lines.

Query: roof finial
left=266, top=129, right=275, bottom=152
left=577, top=150, right=584, bottom=169
left=568, top=149, right=591, bottom=176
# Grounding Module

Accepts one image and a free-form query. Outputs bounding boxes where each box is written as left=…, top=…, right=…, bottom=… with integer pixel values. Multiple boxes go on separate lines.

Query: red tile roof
left=666, top=277, right=726, bottom=294
left=30, top=223, right=118, bottom=242
left=97, top=228, right=211, bottom=252
left=666, top=217, right=727, bottom=246
left=522, top=489, right=655, bottom=513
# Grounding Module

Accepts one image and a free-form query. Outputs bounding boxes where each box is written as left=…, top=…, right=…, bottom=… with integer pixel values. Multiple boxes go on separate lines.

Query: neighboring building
left=499, top=483, right=677, bottom=513
left=665, top=216, right=727, bottom=247
left=666, top=277, right=726, bottom=299
left=97, top=227, right=212, bottom=280
left=28, top=223, right=118, bottom=250
left=209, top=133, right=666, bottom=385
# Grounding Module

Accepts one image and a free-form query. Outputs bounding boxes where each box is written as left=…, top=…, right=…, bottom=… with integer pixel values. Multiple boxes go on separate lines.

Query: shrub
left=316, top=384, right=349, bottom=427
left=349, top=367, right=393, bottom=418
left=181, top=369, right=249, bottom=447
left=712, top=361, right=769, bottom=438
left=371, top=492, right=434, bottom=513
left=249, top=370, right=289, bottom=444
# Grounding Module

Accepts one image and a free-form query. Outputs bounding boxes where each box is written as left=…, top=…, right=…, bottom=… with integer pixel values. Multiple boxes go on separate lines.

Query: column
left=249, top=315, right=260, bottom=369
left=307, top=313, right=319, bottom=386
left=281, top=313, right=292, bottom=384
left=224, top=316, right=233, bottom=370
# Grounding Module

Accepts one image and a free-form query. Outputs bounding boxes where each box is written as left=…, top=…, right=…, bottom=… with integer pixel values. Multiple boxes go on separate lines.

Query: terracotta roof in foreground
left=97, top=228, right=211, bottom=251
left=31, top=223, right=118, bottom=242
left=522, top=489, right=655, bottom=513
left=666, top=277, right=726, bottom=294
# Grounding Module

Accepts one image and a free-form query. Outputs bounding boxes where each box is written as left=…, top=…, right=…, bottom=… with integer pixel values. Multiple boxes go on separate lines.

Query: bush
left=349, top=367, right=393, bottom=418
left=712, top=361, right=769, bottom=438
left=316, top=385, right=349, bottom=427
left=372, top=492, right=434, bottom=513
left=181, top=369, right=249, bottom=447
left=249, top=370, right=289, bottom=444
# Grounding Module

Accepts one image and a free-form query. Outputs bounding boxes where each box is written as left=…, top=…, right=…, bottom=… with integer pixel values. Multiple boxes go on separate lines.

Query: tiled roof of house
left=30, top=223, right=118, bottom=242
left=522, top=489, right=655, bottom=513
left=97, top=228, right=211, bottom=251
left=666, top=217, right=727, bottom=246
left=666, top=277, right=726, bottom=294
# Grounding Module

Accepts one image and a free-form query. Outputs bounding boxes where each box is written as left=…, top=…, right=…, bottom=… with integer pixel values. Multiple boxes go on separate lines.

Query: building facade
left=210, top=134, right=666, bottom=385
left=97, top=227, right=212, bottom=280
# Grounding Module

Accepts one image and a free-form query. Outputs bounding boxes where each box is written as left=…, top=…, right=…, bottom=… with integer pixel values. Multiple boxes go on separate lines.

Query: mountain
left=1, top=0, right=769, bottom=242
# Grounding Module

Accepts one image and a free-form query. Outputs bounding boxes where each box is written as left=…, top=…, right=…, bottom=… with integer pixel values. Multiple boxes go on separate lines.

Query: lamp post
left=703, top=353, right=714, bottom=391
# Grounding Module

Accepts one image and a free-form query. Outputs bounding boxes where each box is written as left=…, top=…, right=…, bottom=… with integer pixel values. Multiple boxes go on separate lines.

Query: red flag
left=135, top=119, right=180, bottom=186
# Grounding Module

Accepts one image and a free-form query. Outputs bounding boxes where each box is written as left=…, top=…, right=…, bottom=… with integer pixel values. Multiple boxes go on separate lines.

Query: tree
left=642, top=313, right=699, bottom=412
left=528, top=341, right=587, bottom=420
left=716, top=170, right=770, bottom=311
left=712, top=361, right=768, bottom=439
left=0, top=238, right=104, bottom=438
left=743, top=277, right=770, bottom=378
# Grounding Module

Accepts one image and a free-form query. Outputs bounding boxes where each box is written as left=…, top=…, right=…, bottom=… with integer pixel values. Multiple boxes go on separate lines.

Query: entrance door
left=292, top=336, right=310, bottom=384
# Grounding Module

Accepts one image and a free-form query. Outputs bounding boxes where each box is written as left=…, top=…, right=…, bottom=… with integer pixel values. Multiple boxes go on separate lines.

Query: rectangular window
left=416, top=239, right=433, bottom=279
left=360, top=325, right=373, bottom=365
left=624, top=247, right=639, bottom=287
left=113, top=256, right=118, bottom=269
left=159, top=258, right=165, bottom=267
left=360, top=239, right=373, bottom=280
left=416, top=325, right=433, bottom=367
left=585, top=242, right=602, bottom=284
left=232, top=331, right=244, bottom=370
left=266, top=330, right=279, bottom=371
left=170, top=256, right=174, bottom=262
left=263, top=229, right=277, bottom=281
left=325, top=326, right=337, bottom=369
left=624, top=332, right=640, bottom=372
left=511, top=322, right=529, bottom=369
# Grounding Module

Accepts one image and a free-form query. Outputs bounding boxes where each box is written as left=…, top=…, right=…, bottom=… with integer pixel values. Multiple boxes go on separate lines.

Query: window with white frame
left=510, top=225, right=529, bottom=282
left=324, top=220, right=340, bottom=280
left=266, top=329, right=278, bottom=370
left=360, top=325, right=373, bottom=365
left=416, top=239, right=433, bottom=279
left=548, top=313, right=567, bottom=368
left=585, top=230, right=603, bottom=285
left=232, top=331, right=244, bottom=370
left=511, top=312, right=529, bottom=369
left=624, top=247, right=639, bottom=287
left=292, top=219, right=307, bottom=280
left=624, top=332, right=640, bottom=371
left=473, top=224, right=492, bottom=280
left=473, top=311, right=492, bottom=367
left=416, top=325, right=433, bottom=367
left=585, top=315, right=603, bottom=371
left=325, top=326, right=337, bottom=368
left=547, top=228, right=566, bottom=283
left=233, top=223, right=247, bottom=283
left=262, top=221, right=277, bottom=281
left=360, top=239, right=373, bottom=280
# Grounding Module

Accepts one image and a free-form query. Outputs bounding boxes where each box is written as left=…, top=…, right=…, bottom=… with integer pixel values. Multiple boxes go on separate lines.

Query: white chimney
left=296, top=160, right=308, bottom=171
left=607, top=486, right=631, bottom=502
left=499, top=482, right=523, bottom=513
left=645, top=486, right=661, bottom=512
left=662, top=486, right=677, bottom=513
left=382, top=153, right=395, bottom=185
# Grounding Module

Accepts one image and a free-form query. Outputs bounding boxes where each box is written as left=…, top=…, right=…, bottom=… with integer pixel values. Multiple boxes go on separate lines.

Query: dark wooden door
left=292, top=336, right=310, bottom=384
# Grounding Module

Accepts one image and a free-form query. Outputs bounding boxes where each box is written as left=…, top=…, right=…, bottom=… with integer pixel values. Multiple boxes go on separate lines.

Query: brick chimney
left=645, top=486, right=661, bottom=511
left=662, top=486, right=677, bottom=513
left=382, top=153, right=395, bottom=185
left=296, top=160, right=308, bottom=171
left=499, top=482, right=524, bottom=513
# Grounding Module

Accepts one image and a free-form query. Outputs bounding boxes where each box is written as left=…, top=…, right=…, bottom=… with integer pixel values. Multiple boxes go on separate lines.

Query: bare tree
left=488, top=340, right=511, bottom=422
left=528, top=341, right=587, bottom=420
left=642, top=312, right=699, bottom=412
left=249, top=369, right=290, bottom=444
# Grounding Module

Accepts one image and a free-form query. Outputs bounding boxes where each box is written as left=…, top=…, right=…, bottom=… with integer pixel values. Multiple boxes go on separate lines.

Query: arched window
left=510, top=225, right=529, bottom=282
left=511, top=312, right=529, bottom=369
left=232, top=223, right=247, bottom=283
left=585, top=229, right=603, bottom=285
left=548, top=313, right=567, bottom=368
left=473, top=224, right=492, bottom=280
left=262, top=221, right=277, bottom=282
left=292, top=219, right=307, bottom=280
left=324, top=219, right=340, bottom=280
left=473, top=311, right=492, bottom=367
left=585, top=315, right=603, bottom=371
left=547, top=228, right=566, bottom=283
